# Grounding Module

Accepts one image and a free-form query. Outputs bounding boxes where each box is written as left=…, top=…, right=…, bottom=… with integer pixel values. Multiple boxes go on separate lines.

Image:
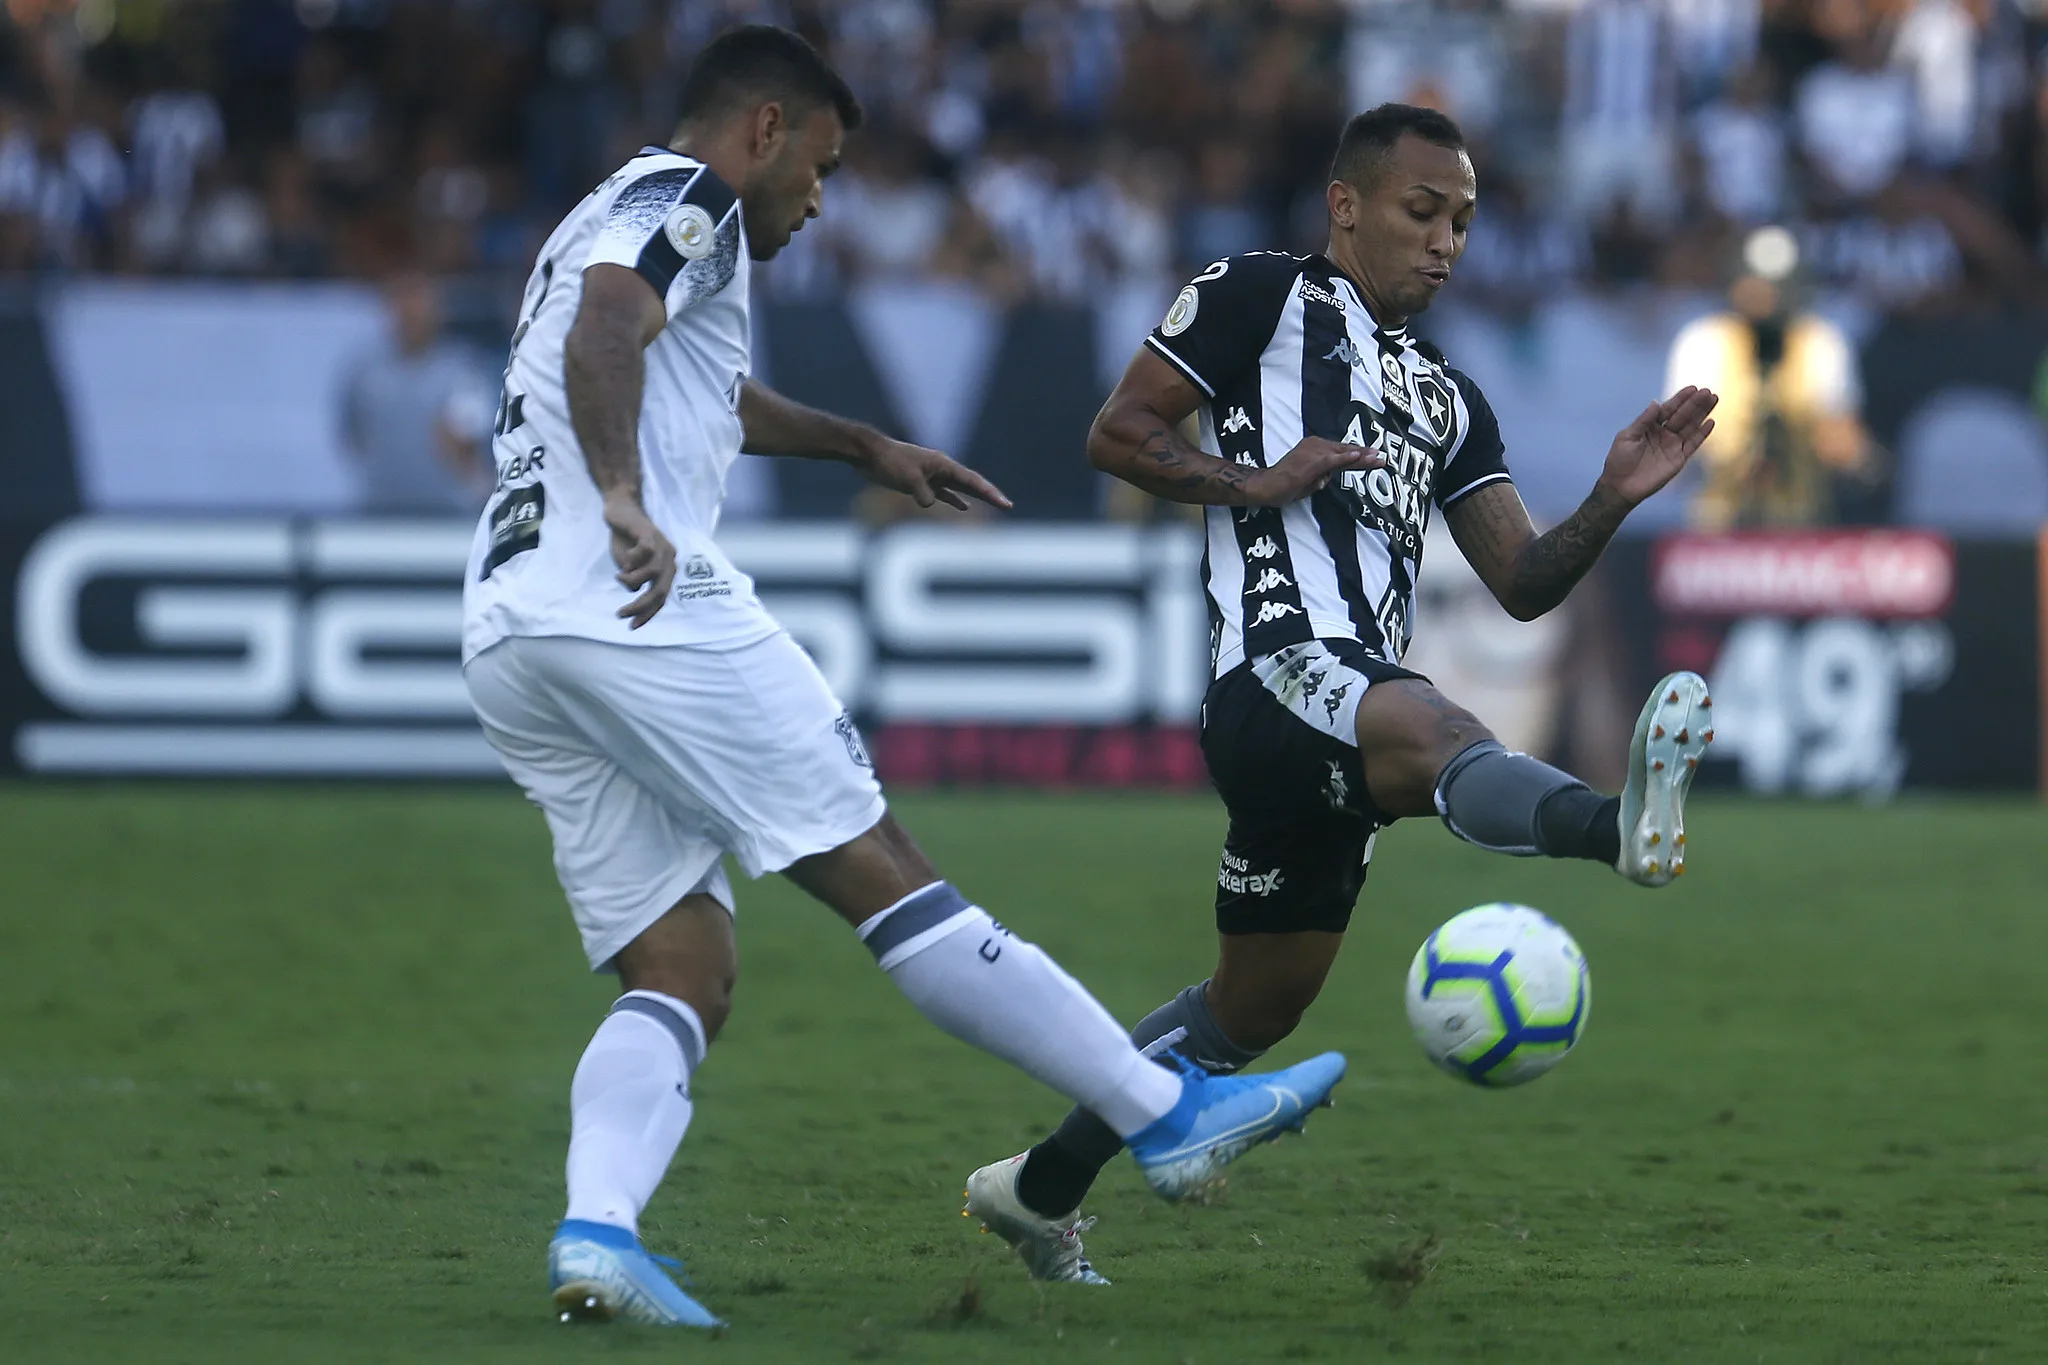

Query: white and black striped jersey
left=1146, top=251, right=1512, bottom=677
left=465, top=147, right=781, bottom=661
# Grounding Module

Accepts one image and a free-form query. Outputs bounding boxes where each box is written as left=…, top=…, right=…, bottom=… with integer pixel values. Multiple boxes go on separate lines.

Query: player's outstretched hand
left=1598, top=386, right=1719, bottom=508
left=604, top=490, right=677, bottom=628
left=858, top=436, right=1014, bottom=512
left=1250, top=436, right=1385, bottom=506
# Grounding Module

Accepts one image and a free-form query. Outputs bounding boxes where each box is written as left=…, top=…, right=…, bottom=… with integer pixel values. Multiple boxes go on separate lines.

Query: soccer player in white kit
left=461, top=25, right=1348, bottom=1328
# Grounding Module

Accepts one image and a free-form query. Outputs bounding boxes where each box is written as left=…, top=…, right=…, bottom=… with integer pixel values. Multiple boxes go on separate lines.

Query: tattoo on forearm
left=1124, top=425, right=1256, bottom=505
left=566, top=317, right=646, bottom=497
left=1507, top=484, right=1630, bottom=617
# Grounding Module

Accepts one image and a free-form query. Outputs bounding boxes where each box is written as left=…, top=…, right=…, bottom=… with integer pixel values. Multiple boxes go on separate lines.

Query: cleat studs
left=1667, top=688, right=1680, bottom=703
left=1701, top=694, right=1712, bottom=708
left=1653, top=725, right=1665, bottom=739
left=1675, top=834, right=1686, bottom=846
left=1676, top=728, right=1689, bottom=743
left=1649, top=832, right=1661, bottom=845
left=1653, top=759, right=1665, bottom=771
left=1644, top=859, right=1661, bottom=876
left=1673, top=862, right=1687, bottom=877
left=1702, top=729, right=1715, bottom=743
left=1685, top=756, right=1699, bottom=769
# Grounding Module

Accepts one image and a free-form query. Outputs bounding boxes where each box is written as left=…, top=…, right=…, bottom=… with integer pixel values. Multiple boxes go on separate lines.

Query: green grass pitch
left=4, top=785, right=2047, bottom=1363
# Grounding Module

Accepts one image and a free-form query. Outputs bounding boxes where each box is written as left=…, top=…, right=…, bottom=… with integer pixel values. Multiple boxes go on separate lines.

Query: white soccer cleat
left=1618, top=670, right=1713, bottom=887
left=961, top=1154, right=1111, bottom=1285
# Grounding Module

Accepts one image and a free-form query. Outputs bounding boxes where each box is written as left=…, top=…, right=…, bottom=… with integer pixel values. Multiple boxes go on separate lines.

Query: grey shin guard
left=1435, top=738, right=1599, bottom=857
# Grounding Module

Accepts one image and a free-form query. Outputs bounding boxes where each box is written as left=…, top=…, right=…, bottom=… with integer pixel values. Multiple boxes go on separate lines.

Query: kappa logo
left=1323, top=680, right=1350, bottom=721
left=1323, top=336, right=1366, bottom=370
left=1248, top=566, right=1292, bottom=593
left=1246, top=535, right=1281, bottom=560
left=1300, top=667, right=1327, bottom=698
left=1251, top=600, right=1303, bottom=626
left=1222, top=406, right=1255, bottom=435
left=1324, top=759, right=1351, bottom=812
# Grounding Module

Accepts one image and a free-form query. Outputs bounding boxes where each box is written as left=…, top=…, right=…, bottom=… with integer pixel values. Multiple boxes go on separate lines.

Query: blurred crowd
left=4, top=0, right=2048, bottom=313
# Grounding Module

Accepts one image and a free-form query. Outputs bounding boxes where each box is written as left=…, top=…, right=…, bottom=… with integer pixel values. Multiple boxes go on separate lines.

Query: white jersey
left=463, top=147, right=778, bottom=661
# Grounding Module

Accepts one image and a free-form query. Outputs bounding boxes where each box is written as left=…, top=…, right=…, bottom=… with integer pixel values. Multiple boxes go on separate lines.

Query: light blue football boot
left=547, top=1218, right=725, bottom=1328
left=1126, top=1051, right=1347, bottom=1202
left=1616, top=670, right=1714, bottom=887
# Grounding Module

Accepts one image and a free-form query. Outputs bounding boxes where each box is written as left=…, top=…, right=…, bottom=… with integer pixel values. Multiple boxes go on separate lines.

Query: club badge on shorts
left=665, top=203, right=716, bottom=260
left=835, top=714, right=873, bottom=769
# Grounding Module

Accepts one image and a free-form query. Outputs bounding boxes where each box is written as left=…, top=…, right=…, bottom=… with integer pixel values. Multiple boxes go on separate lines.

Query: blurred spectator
left=1795, top=23, right=1915, bottom=200
left=1890, top=0, right=1979, bottom=167
left=1177, top=135, right=1268, bottom=271
left=1558, top=0, right=1679, bottom=227
left=1666, top=227, right=1871, bottom=527
left=832, top=123, right=953, bottom=283
left=341, top=272, right=496, bottom=514
left=1690, top=63, right=1789, bottom=224
left=0, top=105, right=125, bottom=269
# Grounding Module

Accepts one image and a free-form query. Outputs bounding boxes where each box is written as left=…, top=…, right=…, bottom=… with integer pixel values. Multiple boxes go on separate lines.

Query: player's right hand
left=1248, top=436, right=1384, bottom=506
left=604, top=490, right=677, bottom=628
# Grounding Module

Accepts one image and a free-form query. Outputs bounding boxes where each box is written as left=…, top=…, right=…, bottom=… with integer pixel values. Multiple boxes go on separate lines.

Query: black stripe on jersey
left=630, top=167, right=740, bottom=298
left=1297, top=270, right=1382, bottom=651
left=1216, top=328, right=1312, bottom=660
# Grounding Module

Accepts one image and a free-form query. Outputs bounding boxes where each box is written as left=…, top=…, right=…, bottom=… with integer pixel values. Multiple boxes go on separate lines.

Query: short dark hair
left=1329, top=103, right=1465, bottom=189
left=676, top=25, right=864, bottom=134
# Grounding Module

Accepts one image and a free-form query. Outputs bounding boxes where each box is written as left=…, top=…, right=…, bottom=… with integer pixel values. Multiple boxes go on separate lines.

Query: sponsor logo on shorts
left=835, top=712, right=874, bottom=768
left=1218, top=849, right=1284, bottom=897
left=685, top=555, right=715, bottom=580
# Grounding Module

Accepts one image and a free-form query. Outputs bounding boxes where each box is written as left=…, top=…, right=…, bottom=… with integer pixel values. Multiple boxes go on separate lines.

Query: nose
left=1427, top=220, right=1453, bottom=259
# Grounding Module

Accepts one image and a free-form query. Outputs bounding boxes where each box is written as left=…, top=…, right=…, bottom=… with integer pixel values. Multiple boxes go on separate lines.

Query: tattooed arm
left=1445, top=386, right=1720, bottom=622
left=1088, top=347, right=1382, bottom=506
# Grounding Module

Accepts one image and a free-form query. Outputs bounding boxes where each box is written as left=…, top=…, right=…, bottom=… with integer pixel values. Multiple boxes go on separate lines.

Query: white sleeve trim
left=1144, top=335, right=1215, bottom=398
left=1438, top=470, right=1513, bottom=507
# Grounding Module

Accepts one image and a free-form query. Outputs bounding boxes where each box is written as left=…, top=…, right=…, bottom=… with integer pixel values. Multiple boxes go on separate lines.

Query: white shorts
left=464, top=631, right=887, bottom=970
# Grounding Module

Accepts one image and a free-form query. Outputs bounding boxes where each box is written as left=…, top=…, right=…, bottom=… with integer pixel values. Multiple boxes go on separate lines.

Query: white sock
left=563, top=990, right=706, bottom=1235
left=858, top=883, right=1183, bottom=1138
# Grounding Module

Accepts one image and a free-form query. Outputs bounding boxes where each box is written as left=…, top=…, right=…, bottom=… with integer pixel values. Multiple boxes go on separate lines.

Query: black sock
left=1013, top=981, right=1264, bottom=1219
left=1535, top=787, right=1621, bottom=866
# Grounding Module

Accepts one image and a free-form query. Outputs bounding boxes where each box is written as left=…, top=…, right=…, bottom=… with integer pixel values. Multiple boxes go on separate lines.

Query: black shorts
left=1201, top=639, right=1426, bottom=936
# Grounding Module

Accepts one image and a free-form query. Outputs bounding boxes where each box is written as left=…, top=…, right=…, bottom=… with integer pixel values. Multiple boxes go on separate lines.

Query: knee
left=620, top=957, right=737, bottom=1044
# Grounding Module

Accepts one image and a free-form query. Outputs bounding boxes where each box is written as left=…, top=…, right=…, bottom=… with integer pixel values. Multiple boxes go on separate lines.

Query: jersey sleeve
left=1144, top=254, right=1301, bottom=398
left=586, top=164, right=742, bottom=315
left=1434, top=368, right=1513, bottom=508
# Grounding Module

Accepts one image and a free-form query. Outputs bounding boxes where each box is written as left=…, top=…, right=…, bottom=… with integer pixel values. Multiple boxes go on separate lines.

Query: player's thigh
left=465, top=640, right=736, bottom=973
left=1202, top=650, right=1384, bottom=942
left=1351, top=678, right=1494, bottom=818
left=530, top=631, right=887, bottom=884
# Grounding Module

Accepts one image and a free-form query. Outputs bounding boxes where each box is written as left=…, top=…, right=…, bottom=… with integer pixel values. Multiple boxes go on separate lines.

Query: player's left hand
left=858, top=436, right=1014, bottom=512
left=1597, top=386, right=1719, bottom=508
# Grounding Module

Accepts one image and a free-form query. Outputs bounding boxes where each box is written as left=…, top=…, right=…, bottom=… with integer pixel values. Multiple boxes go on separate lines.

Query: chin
left=748, top=240, right=782, bottom=262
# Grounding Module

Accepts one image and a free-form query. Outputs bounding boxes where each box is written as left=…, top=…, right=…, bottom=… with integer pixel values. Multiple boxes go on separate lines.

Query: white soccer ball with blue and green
left=1405, top=903, right=1590, bottom=1087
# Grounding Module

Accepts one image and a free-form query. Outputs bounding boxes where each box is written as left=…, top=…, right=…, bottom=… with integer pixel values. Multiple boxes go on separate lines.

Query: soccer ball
left=1405, top=903, right=1590, bottom=1087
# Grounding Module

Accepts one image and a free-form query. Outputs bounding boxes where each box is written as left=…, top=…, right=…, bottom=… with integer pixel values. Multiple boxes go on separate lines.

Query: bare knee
left=1353, top=681, right=1495, bottom=817
left=615, top=894, right=739, bottom=1042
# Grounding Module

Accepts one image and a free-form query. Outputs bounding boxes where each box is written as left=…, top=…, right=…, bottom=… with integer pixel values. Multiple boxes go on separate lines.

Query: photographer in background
left=1666, top=226, right=1874, bottom=528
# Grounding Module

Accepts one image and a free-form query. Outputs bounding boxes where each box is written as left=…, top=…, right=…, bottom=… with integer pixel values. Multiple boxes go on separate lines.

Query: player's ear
left=1327, top=180, right=1357, bottom=232
left=751, top=100, right=788, bottom=160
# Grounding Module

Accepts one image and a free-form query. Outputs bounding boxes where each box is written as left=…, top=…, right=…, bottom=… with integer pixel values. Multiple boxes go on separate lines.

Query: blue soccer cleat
left=1126, top=1051, right=1347, bottom=1202
left=547, top=1218, right=725, bottom=1328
